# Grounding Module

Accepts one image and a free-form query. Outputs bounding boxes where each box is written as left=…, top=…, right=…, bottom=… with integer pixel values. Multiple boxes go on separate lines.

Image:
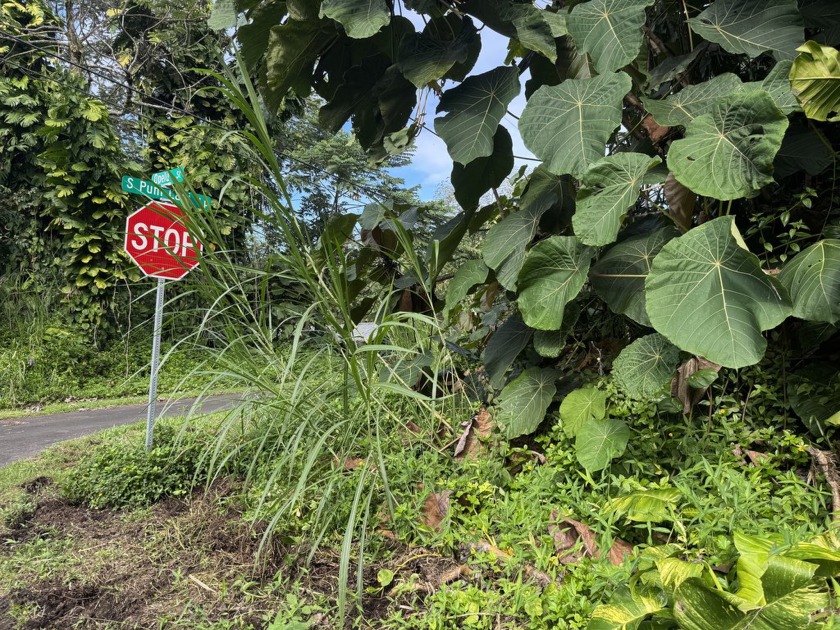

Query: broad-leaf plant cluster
left=215, top=0, right=840, bottom=467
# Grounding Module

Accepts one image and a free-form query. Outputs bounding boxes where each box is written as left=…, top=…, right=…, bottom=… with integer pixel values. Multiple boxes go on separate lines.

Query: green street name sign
left=121, top=175, right=212, bottom=209
left=151, top=167, right=185, bottom=187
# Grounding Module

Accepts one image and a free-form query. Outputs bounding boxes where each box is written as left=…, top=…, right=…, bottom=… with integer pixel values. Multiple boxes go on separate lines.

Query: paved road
left=0, top=395, right=241, bottom=467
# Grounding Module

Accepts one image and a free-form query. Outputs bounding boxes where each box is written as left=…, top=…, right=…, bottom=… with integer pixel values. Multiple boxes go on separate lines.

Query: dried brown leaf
left=454, top=407, right=493, bottom=459
left=549, top=511, right=633, bottom=566
left=420, top=491, right=452, bottom=532
left=671, top=356, right=721, bottom=415
left=664, top=172, right=696, bottom=233
left=642, top=114, right=671, bottom=143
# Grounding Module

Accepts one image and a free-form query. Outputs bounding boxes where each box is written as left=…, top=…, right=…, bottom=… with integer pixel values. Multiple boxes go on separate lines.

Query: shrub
left=61, top=423, right=208, bottom=509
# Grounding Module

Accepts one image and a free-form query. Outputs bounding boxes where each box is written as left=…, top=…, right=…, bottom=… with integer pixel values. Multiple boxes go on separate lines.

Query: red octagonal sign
left=124, top=202, right=202, bottom=280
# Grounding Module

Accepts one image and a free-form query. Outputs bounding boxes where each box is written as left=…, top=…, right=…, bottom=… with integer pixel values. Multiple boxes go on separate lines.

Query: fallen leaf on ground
left=420, top=491, right=452, bottom=532
left=454, top=407, right=493, bottom=459
left=549, top=511, right=633, bottom=566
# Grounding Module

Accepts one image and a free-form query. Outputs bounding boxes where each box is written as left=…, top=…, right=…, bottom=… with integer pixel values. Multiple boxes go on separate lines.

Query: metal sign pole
left=146, top=277, right=165, bottom=451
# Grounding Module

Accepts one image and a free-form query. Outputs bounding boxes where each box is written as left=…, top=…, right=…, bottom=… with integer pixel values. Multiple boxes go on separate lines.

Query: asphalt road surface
left=0, top=395, right=241, bottom=467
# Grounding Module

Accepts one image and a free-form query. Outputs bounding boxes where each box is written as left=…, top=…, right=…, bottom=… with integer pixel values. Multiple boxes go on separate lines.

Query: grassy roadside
left=2, top=367, right=839, bottom=629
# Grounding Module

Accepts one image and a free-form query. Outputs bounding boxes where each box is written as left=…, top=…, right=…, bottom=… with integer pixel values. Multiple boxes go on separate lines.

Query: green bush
left=61, top=423, right=208, bottom=509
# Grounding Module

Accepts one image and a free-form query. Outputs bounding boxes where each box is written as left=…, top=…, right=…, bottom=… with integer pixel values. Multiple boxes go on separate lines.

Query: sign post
left=123, top=171, right=204, bottom=450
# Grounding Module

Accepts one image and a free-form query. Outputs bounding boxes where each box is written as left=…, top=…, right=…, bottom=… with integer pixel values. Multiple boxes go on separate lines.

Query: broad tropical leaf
left=688, top=0, right=804, bottom=62
left=566, top=0, right=654, bottom=74
left=445, top=259, right=489, bottom=314
left=497, top=367, right=557, bottom=438
left=534, top=329, right=566, bottom=358
left=607, top=488, right=681, bottom=522
left=656, top=558, right=705, bottom=589
left=573, top=154, right=663, bottom=246
left=435, top=65, right=520, bottom=165
left=779, top=239, right=840, bottom=323
left=208, top=0, right=237, bottom=30
left=264, top=19, right=337, bottom=104
left=397, top=15, right=479, bottom=88
left=590, top=227, right=679, bottom=326
left=674, top=573, right=827, bottom=630
left=668, top=90, right=788, bottom=200
left=643, top=73, right=743, bottom=127
left=520, top=72, right=630, bottom=177
left=587, top=587, right=666, bottom=630
left=451, top=126, right=514, bottom=209
left=517, top=236, right=594, bottom=330
left=320, top=0, right=389, bottom=39
left=520, top=165, right=575, bottom=216
left=790, top=41, right=840, bottom=122
left=482, top=205, right=543, bottom=290
left=611, top=333, right=679, bottom=400
left=575, top=418, right=630, bottom=472
left=756, top=61, right=800, bottom=114
left=645, top=217, right=792, bottom=369
left=559, top=386, right=606, bottom=438
left=483, top=312, right=533, bottom=387
left=774, top=124, right=835, bottom=178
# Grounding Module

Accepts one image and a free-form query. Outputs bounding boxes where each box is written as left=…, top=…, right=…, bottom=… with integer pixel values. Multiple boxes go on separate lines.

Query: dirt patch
left=20, top=477, right=52, bottom=494
left=1, top=480, right=483, bottom=629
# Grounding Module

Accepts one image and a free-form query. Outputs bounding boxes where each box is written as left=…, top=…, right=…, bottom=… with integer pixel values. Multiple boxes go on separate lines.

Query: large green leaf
left=264, top=19, right=337, bottom=104
left=451, top=126, right=514, bottom=209
left=237, top=1, right=288, bottom=70
left=320, top=0, right=389, bottom=38
left=520, top=72, right=631, bottom=177
left=774, top=124, right=835, bottom=178
left=460, top=0, right=565, bottom=61
left=520, top=165, right=575, bottom=217
left=643, top=73, right=743, bottom=127
left=755, top=61, right=800, bottom=114
left=397, top=15, right=479, bottom=88
left=497, top=367, right=557, bottom=438
left=790, top=40, right=840, bottom=122
left=645, top=217, right=792, bottom=369
left=674, top=575, right=827, bottom=630
left=435, top=66, right=520, bottom=165
left=590, top=227, right=679, bottom=326
left=573, top=154, right=663, bottom=247
left=444, top=259, right=489, bottom=315
left=517, top=236, right=594, bottom=330
left=587, top=587, right=666, bottom=630
left=607, top=488, right=682, bottom=522
left=668, top=90, right=789, bottom=200
left=575, top=418, right=630, bottom=472
left=566, top=0, right=654, bottom=74
left=779, top=239, right=840, bottom=324
left=512, top=6, right=567, bottom=62
left=559, top=386, right=606, bottom=438
left=483, top=312, right=533, bottom=387
left=688, top=0, right=804, bottom=62
left=208, top=0, right=237, bottom=30
left=482, top=205, right=543, bottom=291
left=612, top=333, right=680, bottom=400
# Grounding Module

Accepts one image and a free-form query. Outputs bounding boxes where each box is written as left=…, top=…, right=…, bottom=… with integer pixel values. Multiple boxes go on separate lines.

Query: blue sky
left=387, top=18, right=538, bottom=202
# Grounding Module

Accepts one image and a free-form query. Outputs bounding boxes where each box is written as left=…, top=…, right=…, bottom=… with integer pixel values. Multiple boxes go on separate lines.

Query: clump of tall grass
left=158, top=57, right=470, bottom=625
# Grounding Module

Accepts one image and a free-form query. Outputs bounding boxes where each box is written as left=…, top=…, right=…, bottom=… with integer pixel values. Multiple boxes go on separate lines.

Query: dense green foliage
left=61, top=423, right=210, bottom=509
left=218, top=0, right=840, bottom=441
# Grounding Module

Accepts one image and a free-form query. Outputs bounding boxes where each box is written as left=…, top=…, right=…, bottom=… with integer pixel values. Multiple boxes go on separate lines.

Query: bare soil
left=0, top=478, right=462, bottom=629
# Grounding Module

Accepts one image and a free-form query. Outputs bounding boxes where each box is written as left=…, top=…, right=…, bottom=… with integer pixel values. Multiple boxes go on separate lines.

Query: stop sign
left=124, top=202, right=202, bottom=280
